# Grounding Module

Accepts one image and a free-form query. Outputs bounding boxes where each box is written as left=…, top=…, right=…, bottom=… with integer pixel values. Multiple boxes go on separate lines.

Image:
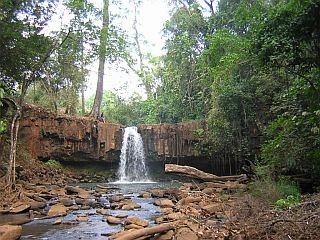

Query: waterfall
left=117, top=127, right=150, bottom=182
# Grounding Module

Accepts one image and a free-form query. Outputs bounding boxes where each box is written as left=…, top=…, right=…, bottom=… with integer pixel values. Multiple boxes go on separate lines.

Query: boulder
left=47, top=204, right=67, bottom=217
left=138, top=191, right=151, bottom=198
left=154, top=199, right=175, bottom=208
left=0, top=225, right=22, bottom=240
left=121, top=201, right=141, bottom=210
left=125, top=217, right=149, bottom=228
left=110, top=194, right=125, bottom=202
left=10, top=203, right=30, bottom=214
left=150, top=189, right=165, bottom=198
left=115, top=213, right=128, bottom=218
left=76, top=214, right=89, bottom=222
left=106, top=216, right=122, bottom=224
left=96, top=208, right=110, bottom=216
left=29, top=201, right=46, bottom=210
left=60, top=197, right=74, bottom=207
left=53, top=217, right=63, bottom=225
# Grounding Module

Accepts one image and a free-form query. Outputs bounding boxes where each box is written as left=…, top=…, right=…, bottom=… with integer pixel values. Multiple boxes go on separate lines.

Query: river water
left=21, top=181, right=180, bottom=240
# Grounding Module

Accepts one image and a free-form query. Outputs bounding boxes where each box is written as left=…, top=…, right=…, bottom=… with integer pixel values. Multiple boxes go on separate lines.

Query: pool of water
left=21, top=181, right=180, bottom=240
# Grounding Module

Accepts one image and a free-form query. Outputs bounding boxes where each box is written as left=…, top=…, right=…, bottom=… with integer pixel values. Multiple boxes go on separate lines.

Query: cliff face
left=18, top=106, right=206, bottom=163
left=19, top=105, right=123, bottom=162
left=138, top=121, right=206, bottom=160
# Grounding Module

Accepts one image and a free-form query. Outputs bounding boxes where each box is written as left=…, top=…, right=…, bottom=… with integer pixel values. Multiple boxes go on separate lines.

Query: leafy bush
left=275, top=195, right=300, bottom=210
left=276, top=176, right=300, bottom=200
left=0, top=120, right=7, bottom=134
left=45, top=159, right=62, bottom=169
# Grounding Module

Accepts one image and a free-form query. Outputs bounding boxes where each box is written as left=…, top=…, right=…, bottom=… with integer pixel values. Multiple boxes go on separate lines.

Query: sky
left=46, top=0, right=170, bottom=100
left=86, top=0, right=171, bottom=100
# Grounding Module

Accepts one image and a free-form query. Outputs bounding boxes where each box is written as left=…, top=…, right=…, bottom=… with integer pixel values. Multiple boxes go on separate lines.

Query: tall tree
left=0, top=0, right=57, bottom=190
left=91, top=0, right=109, bottom=117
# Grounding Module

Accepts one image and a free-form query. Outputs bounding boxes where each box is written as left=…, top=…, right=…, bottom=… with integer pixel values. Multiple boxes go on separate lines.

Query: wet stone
left=96, top=208, right=110, bottom=215
left=106, top=216, right=122, bottom=224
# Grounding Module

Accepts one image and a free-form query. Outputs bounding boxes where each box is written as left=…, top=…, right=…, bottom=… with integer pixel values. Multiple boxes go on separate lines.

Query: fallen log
left=110, top=222, right=176, bottom=240
left=165, top=164, right=247, bottom=183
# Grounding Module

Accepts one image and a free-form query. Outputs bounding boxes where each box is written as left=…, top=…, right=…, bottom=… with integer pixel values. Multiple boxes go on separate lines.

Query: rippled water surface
left=21, top=181, right=180, bottom=240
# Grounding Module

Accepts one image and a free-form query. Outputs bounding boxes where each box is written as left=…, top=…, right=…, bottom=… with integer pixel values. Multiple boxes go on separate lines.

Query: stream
left=20, top=181, right=180, bottom=240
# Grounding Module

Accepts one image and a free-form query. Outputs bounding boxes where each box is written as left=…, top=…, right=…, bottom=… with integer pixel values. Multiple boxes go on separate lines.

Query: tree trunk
left=110, top=222, right=176, bottom=240
left=2, top=98, right=21, bottom=191
left=132, top=0, right=152, bottom=99
left=91, top=0, right=109, bottom=117
left=165, top=164, right=248, bottom=183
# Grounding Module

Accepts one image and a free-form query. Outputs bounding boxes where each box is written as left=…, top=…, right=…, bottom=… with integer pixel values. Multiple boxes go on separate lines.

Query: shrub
left=45, top=159, right=62, bottom=169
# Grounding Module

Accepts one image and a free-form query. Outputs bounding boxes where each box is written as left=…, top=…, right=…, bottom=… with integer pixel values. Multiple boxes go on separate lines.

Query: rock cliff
left=138, top=122, right=206, bottom=160
left=19, top=105, right=122, bottom=162
left=18, top=106, right=206, bottom=163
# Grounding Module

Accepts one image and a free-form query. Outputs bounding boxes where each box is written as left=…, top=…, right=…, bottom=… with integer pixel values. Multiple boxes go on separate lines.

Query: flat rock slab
left=110, top=195, right=125, bottom=202
left=96, top=208, right=110, bottom=215
left=60, top=197, right=74, bottom=207
left=116, top=213, right=128, bottom=218
left=138, top=191, right=152, bottom=198
left=47, top=204, right=67, bottom=217
left=10, top=203, right=30, bottom=214
left=0, top=225, right=22, bottom=240
left=106, top=216, right=122, bottom=224
left=0, top=211, right=34, bottom=225
left=149, top=189, right=165, bottom=198
left=76, top=215, right=89, bottom=222
left=154, top=199, right=175, bottom=208
left=125, top=217, right=149, bottom=228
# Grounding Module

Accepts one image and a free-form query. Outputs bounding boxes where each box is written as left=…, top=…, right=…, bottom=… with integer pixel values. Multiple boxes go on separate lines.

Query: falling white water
left=117, top=127, right=150, bottom=182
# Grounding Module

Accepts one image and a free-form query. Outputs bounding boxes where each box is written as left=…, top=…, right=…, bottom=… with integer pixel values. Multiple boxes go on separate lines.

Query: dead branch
left=165, top=164, right=248, bottom=183
left=111, top=222, right=176, bottom=240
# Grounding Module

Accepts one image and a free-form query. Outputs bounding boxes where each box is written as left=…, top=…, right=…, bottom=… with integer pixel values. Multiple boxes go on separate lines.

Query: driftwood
left=111, top=222, right=176, bottom=240
left=165, top=164, right=248, bottom=183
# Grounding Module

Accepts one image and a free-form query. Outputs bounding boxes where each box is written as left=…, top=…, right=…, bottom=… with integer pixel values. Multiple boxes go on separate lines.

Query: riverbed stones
left=115, top=213, right=128, bottom=218
left=110, top=194, right=125, bottom=202
left=175, top=227, right=199, bottom=240
left=76, top=214, right=89, bottom=222
left=201, top=203, right=221, bottom=214
left=124, top=224, right=144, bottom=230
left=154, top=199, right=175, bottom=208
left=110, top=199, right=141, bottom=210
left=155, top=230, right=174, bottom=240
left=47, top=204, right=67, bottom=216
left=138, top=191, right=151, bottom=198
left=60, top=197, right=74, bottom=207
left=9, top=203, right=30, bottom=214
left=65, top=186, right=91, bottom=199
left=96, top=208, right=110, bottom=215
left=125, top=217, right=149, bottom=228
left=177, top=196, right=202, bottom=206
left=52, top=217, right=63, bottom=225
left=0, top=225, right=22, bottom=240
left=150, top=189, right=165, bottom=198
left=121, top=201, right=141, bottom=210
left=29, top=201, right=46, bottom=210
left=106, top=216, right=122, bottom=224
